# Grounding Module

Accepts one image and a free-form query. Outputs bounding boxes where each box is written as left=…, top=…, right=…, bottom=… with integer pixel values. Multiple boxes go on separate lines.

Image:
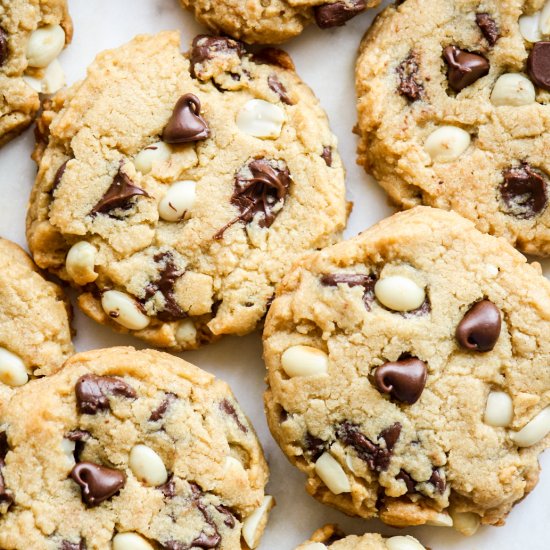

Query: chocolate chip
left=158, top=474, right=176, bottom=498
left=380, top=423, right=402, bottom=451
left=396, top=469, right=416, bottom=493
left=69, top=461, right=125, bottom=507
left=314, top=0, right=367, bottom=29
left=75, top=374, right=136, bottom=414
left=456, top=300, right=501, bottom=352
left=0, top=431, right=7, bottom=461
left=150, top=392, right=177, bottom=421
left=429, top=468, right=446, bottom=494
left=527, top=41, right=550, bottom=91
left=321, top=273, right=377, bottom=311
left=190, top=35, right=245, bottom=78
left=268, top=74, right=293, bottom=105
left=215, top=505, right=236, bottom=528
left=500, top=164, right=548, bottom=218
left=475, top=13, right=500, bottom=46
left=163, top=93, right=210, bottom=144
left=396, top=52, right=424, bottom=101
left=374, top=357, right=428, bottom=404
left=91, top=165, right=148, bottom=216
left=305, top=432, right=327, bottom=461
left=65, top=430, right=91, bottom=462
left=0, top=28, right=8, bottom=67
left=321, top=146, right=333, bottom=167
left=51, top=160, right=69, bottom=194
left=252, top=47, right=295, bottom=71
left=60, top=540, right=87, bottom=550
left=219, top=399, right=248, bottom=433
left=443, top=46, right=489, bottom=92
left=0, top=432, right=12, bottom=509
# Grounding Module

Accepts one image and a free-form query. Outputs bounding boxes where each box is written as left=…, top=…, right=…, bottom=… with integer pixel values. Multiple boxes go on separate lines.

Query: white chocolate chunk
left=299, top=544, right=327, bottom=550
left=101, top=290, right=150, bottom=331
left=26, top=24, right=66, bottom=68
left=450, top=511, right=481, bottom=536
left=158, top=180, right=196, bottom=222
left=175, top=319, right=197, bottom=345
left=314, top=452, right=350, bottom=495
left=66, top=241, right=98, bottom=285
left=484, top=391, right=514, bottom=427
left=281, top=345, right=329, bottom=378
left=23, top=59, right=65, bottom=94
left=237, top=99, right=285, bottom=139
left=242, top=495, right=275, bottom=549
left=540, top=2, right=550, bottom=35
left=424, top=126, right=470, bottom=163
left=112, top=532, right=154, bottom=550
left=490, top=74, right=536, bottom=106
left=61, top=438, right=76, bottom=464
left=129, top=444, right=168, bottom=486
left=0, top=347, right=28, bottom=387
left=425, top=512, right=453, bottom=527
left=374, top=275, right=426, bottom=312
left=224, top=455, right=244, bottom=472
left=510, top=407, right=550, bottom=447
left=134, top=142, right=171, bottom=174
left=519, top=12, right=542, bottom=42
left=386, top=535, right=426, bottom=550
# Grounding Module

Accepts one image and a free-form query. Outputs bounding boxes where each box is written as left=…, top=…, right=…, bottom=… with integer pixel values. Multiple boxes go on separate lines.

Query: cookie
left=356, top=0, right=550, bottom=256
left=0, top=347, right=271, bottom=549
left=179, top=0, right=380, bottom=45
left=26, top=32, right=347, bottom=351
left=0, top=0, right=72, bottom=147
left=0, top=237, right=73, bottom=391
left=264, top=206, right=550, bottom=532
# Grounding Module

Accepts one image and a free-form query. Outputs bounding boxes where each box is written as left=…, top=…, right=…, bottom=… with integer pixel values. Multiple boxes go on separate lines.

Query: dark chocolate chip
left=527, top=41, right=550, bottom=91
left=429, top=468, right=446, bottom=494
left=374, top=357, right=428, bottom=404
left=500, top=163, right=548, bottom=218
left=65, top=430, right=91, bottom=462
left=455, top=300, right=501, bottom=352
left=305, top=432, right=327, bottom=461
left=321, top=146, right=333, bottom=167
left=0, top=432, right=11, bottom=509
left=215, top=505, right=236, bottom=528
left=163, top=93, right=210, bottom=144
left=396, top=469, right=416, bottom=493
left=321, top=273, right=377, bottom=311
left=252, top=47, right=295, bottom=71
left=314, top=0, right=367, bottom=29
left=60, top=540, right=87, bottom=550
left=51, top=160, right=69, bottom=194
left=475, top=13, right=500, bottom=46
left=268, top=74, right=293, bottom=105
left=0, top=432, right=7, bottom=461
left=158, top=474, right=176, bottom=498
left=190, top=35, right=245, bottom=78
left=443, top=46, right=489, bottom=92
left=69, top=462, right=125, bottom=507
left=220, top=399, right=248, bottom=433
left=75, top=374, right=136, bottom=415
left=396, top=52, right=424, bottom=101
left=150, top=392, right=177, bottom=421
left=0, top=28, right=8, bottom=67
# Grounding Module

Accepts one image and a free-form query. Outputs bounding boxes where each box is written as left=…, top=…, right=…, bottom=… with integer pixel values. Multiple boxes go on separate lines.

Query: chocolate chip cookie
left=26, top=32, right=347, bottom=351
left=356, top=0, right=550, bottom=256
left=0, top=347, right=270, bottom=549
left=0, top=237, right=73, bottom=391
left=0, top=0, right=72, bottom=147
left=179, top=0, right=380, bottom=44
left=264, top=207, right=550, bottom=533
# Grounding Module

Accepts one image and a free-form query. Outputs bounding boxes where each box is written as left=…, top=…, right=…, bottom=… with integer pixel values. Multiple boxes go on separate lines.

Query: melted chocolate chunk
left=0, top=28, right=7, bottom=67
left=396, top=52, right=424, bottom=101
left=220, top=399, right=248, bottom=433
left=527, top=41, right=550, bottom=91
left=500, top=164, right=547, bottom=219
left=60, top=541, right=87, bottom=550
left=252, top=47, right=295, bottom=70
left=268, top=74, right=293, bottom=105
left=443, top=46, right=489, bottom=92
left=69, top=462, right=126, bottom=507
left=314, top=0, right=367, bottom=29
left=321, top=146, right=333, bottom=167
left=190, top=35, right=245, bottom=78
left=455, top=299, right=501, bottom=352
left=150, top=392, right=177, bottom=421
left=429, top=468, right=446, bottom=494
left=321, top=273, right=377, bottom=311
left=65, top=430, right=91, bottom=462
left=476, top=13, right=500, bottom=46
left=75, top=374, right=136, bottom=414
left=215, top=505, right=237, bottom=528
left=374, top=357, right=428, bottom=404
left=158, top=474, right=176, bottom=498
left=401, top=297, right=431, bottom=318
left=305, top=433, right=327, bottom=461
left=396, top=469, right=416, bottom=493
left=163, top=93, right=210, bottom=144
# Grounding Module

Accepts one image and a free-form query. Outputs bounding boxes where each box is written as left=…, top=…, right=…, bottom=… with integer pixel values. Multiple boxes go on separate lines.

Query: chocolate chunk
left=91, top=165, right=148, bottom=216
left=527, top=41, right=550, bottom=91
left=60, top=541, right=87, bottom=550
left=51, top=160, right=69, bottom=194
left=314, top=0, right=367, bottom=29
left=0, top=28, right=7, bottom=67
left=150, top=392, right=177, bottom=421
left=220, top=399, right=248, bottom=433
left=321, top=146, right=333, bottom=167
left=476, top=13, right=500, bottom=46
left=252, top=47, right=295, bottom=71
left=374, top=357, right=428, bottom=404
left=500, top=164, right=548, bottom=218
left=75, top=374, right=136, bottom=414
left=321, top=273, right=377, bottom=311
left=305, top=432, right=327, bottom=461
left=69, top=462, right=125, bottom=507
left=190, top=35, right=245, bottom=78
left=158, top=474, right=176, bottom=498
left=0, top=431, right=7, bottom=461
left=163, top=93, right=210, bottom=144
left=0, top=431, right=12, bottom=508
left=268, top=74, right=293, bottom=105
left=396, top=469, right=416, bottom=493
left=429, top=468, right=446, bottom=494
left=455, top=300, right=501, bottom=352
left=443, top=46, right=489, bottom=92
left=380, top=423, right=402, bottom=451
left=396, top=52, right=424, bottom=101
left=401, top=297, right=431, bottom=318
left=65, top=430, right=91, bottom=462
left=215, top=505, right=236, bottom=528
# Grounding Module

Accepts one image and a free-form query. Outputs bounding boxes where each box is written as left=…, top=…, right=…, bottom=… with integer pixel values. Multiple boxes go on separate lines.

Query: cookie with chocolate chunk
left=0, top=0, right=72, bottom=147
left=0, top=347, right=270, bottom=548
left=264, top=207, right=550, bottom=532
left=356, top=0, right=550, bottom=256
left=26, top=32, right=347, bottom=351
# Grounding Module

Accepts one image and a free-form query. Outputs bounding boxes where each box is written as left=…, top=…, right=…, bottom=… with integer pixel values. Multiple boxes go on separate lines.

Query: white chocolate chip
left=314, top=452, right=350, bottom=495
left=450, top=511, right=481, bottom=536
left=299, top=544, right=327, bottom=550
left=242, top=495, right=275, bottom=549
left=0, top=347, right=28, bottom=387
left=539, top=2, right=550, bottom=35
left=175, top=319, right=197, bottom=345
left=424, top=126, right=470, bottom=163
left=374, top=275, right=426, bottom=312
left=66, top=241, right=98, bottom=285
left=224, top=455, right=244, bottom=473
left=23, top=59, right=65, bottom=94
left=158, top=180, right=196, bottom=222
left=236, top=99, right=285, bottom=139
left=134, top=142, right=171, bottom=175
left=281, top=345, right=329, bottom=378
left=112, top=532, right=154, bottom=550
left=484, top=391, right=514, bottom=427
left=425, top=512, right=454, bottom=527
left=519, top=12, right=543, bottom=42
left=386, top=536, right=426, bottom=550
left=490, top=73, right=536, bottom=106
left=26, top=24, right=66, bottom=68
left=510, top=407, right=550, bottom=447
left=129, top=444, right=168, bottom=486
left=101, top=290, right=150, bottom=331
left=61, top=438, right=76, bottom=464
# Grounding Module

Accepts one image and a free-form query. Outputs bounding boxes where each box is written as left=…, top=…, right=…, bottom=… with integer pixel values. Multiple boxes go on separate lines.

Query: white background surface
left=0, top=1, right=549, bottom=548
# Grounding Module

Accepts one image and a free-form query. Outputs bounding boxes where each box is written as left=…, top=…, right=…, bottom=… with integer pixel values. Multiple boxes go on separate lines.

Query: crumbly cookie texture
left=356, top=0, right=550, bottom=256
left=0, top=347, right=270, bottom=549
left=264, top=207, right=550, bottom=532
left=0, top=0, right=72, bottom=147
left=26, top=31, right=347, bottom=351
left=179, top=0, right=380, bottom=44
left=0, top=237, right=73, bottom=390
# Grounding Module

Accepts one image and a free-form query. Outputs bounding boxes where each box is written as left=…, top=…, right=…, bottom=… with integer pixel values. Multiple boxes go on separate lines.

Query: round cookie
left=179, top=0, right=380, bottom=45
left=0, top=347, right=271, bottom=549
left=356, top=0, right=550, bottom=256
left=264, top=206, right=550, bottom=532
left=0, top=237, right=73, bottom=390
left=0, top=0, right=72, bottom=147
left=26, top=32, right=347, bottom=351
